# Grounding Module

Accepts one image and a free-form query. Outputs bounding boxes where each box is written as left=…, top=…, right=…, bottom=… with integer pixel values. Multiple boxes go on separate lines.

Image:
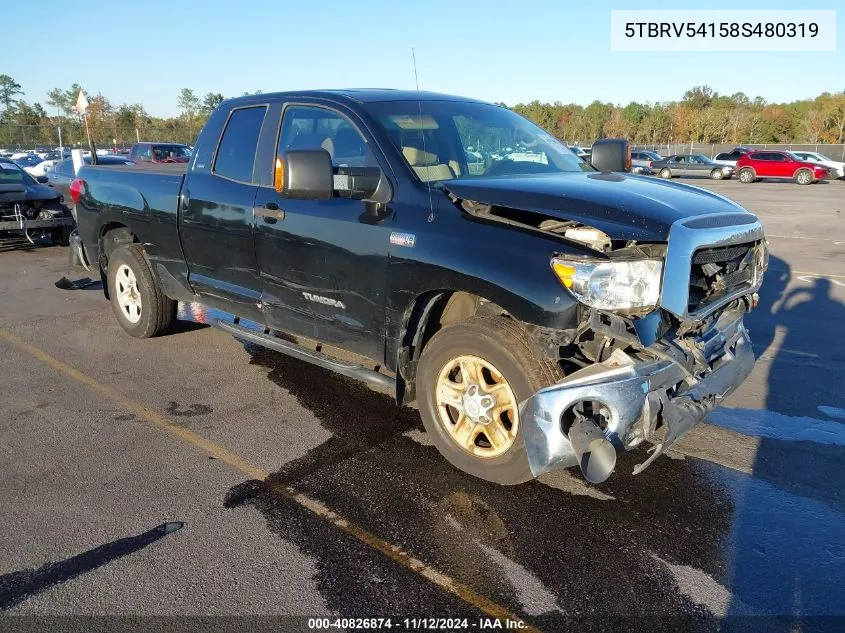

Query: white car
left=789, top=151, right=845, bottom=180
left=712, top=150, right=749, bottom=168
left=24, top=160, right=57, bottom=177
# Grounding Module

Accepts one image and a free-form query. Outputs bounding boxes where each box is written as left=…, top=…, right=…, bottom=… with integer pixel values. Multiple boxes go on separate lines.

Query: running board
left=214, top=319, right=394, bottom=391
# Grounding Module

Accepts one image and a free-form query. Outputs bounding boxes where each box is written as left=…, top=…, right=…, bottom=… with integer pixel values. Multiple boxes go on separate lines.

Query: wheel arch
left=394, top=290, right=506, bottom=405
left=98, top=222, right=140, bottom=299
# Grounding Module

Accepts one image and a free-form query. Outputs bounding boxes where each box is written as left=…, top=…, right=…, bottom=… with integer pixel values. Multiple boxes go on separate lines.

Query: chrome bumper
left=518, top=311, right=755, bottom=479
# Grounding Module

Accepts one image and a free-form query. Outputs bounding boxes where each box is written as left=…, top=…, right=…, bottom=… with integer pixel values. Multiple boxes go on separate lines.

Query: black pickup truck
left=71, top=89, right=767, bottom=486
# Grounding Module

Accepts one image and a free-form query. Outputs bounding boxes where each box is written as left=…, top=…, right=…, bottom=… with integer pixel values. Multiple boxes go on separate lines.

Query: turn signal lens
left=273, top=157, right=284, bottom=192
left=551, top=261, right=576, bottom=288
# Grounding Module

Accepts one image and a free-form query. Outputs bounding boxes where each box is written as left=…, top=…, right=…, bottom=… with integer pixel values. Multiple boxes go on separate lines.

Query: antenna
left=412, top=47, right=435, bottom=222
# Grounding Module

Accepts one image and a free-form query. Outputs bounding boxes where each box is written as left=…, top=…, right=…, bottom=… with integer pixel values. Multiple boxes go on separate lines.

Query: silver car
left=631, top=150, right=663, bottom=174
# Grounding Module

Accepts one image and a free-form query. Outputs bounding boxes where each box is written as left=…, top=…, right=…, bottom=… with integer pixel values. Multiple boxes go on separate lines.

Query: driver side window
left=278, top=105, right=375, bottom=169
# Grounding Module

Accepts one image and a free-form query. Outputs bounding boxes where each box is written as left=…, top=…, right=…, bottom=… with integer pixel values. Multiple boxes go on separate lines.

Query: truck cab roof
left=225, top=89, right=492, bottom=108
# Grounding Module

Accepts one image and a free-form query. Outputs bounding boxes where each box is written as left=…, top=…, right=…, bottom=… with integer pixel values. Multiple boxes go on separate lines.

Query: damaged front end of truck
left=446, top=181, right=767, bottom=484
left=524, top=214, right=766, bottom=483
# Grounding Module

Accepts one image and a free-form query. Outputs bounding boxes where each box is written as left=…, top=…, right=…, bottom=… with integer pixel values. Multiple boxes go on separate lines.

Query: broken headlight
left=551, top=257, right=663, bottom=314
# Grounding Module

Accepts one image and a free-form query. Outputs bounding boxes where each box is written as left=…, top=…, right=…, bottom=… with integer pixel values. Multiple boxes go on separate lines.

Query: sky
left=4, top=0, right=842, bottom=118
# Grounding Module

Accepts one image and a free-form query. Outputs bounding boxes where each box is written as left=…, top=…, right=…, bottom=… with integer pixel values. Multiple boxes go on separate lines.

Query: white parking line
left=767, top=234, right=845, bottom=246
left=767, top=268, right=845, bottom=280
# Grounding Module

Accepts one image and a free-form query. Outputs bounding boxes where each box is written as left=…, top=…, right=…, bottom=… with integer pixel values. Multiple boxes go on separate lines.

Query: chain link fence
left=5, top=123, right=845, bottom=162
left=0, top=123, right=200, bottom=151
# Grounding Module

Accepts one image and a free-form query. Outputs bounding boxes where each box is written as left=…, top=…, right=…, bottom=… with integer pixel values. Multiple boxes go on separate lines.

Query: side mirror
left=275, top=149, right=333, bottom=200
left=36, top=175, right=49, bottom=184
left=590, top=138, right=631, bottom=173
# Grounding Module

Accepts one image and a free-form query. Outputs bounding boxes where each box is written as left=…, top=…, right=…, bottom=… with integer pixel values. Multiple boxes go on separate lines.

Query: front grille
left=688, top=241, right=759, bottom=312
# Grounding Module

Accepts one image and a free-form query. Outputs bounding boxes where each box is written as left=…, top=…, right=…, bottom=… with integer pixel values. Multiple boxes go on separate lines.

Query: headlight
left=551, top=257, right=663, bottom=314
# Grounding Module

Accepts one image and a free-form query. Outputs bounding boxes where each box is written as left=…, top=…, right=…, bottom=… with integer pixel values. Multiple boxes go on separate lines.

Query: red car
left=736, top=150, right=829, bottom=185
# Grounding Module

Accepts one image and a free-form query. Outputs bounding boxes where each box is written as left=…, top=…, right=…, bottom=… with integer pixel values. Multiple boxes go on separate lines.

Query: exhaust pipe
left=568, top=416, right=617, bottom=484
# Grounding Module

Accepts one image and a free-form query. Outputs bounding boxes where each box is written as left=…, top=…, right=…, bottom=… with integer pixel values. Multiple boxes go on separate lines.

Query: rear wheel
left=795, top=169, right=813, bottom=185
left=107, top=243, right=176, bottom=338
left=710, top=169, right=724, bottom=180
left=416, top=315, right=564, bottom=485
left=659, top=168, right=672, bottom=179
left=738, top=168, right=756, bottom=183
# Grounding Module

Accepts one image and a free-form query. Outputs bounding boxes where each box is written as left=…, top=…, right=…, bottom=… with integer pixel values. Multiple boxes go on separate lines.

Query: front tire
left=416, top=315, right=564, bottom=485
left=659, top=168, right=672, bottom=179
left=739, top=168, right=756, bottom=183
left=795, top=169, right=813, bottom=185
left=710, top=169, right=724, bottom=180
left=107, top=244, right=176, bottom=338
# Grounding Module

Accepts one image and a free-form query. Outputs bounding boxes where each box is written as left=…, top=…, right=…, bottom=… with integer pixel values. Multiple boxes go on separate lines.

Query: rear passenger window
left=214, top=106, right=267, bottom=182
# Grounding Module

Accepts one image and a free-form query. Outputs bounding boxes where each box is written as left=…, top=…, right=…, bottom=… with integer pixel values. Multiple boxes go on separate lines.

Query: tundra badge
left=390, top=232, right=416, bottom=248
left=302, top=292, right=347, bottom=310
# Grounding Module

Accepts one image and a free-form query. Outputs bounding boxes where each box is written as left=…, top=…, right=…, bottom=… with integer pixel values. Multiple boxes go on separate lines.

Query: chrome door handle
left=254, top=204, right=285, bottom=223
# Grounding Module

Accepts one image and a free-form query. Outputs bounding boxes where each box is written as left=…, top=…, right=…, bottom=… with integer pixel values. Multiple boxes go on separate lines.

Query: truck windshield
left=0, top=160, right=35, bottom=185
left=370, top=100, right=594, bottom=183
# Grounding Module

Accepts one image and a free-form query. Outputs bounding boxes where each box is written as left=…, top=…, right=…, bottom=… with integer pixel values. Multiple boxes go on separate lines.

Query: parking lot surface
left=1, top=178, right=844, bottom=632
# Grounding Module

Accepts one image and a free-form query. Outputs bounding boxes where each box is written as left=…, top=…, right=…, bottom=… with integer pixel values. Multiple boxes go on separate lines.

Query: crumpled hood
left=0, top=182, right=61, bottom=204
left=442, top=172, right=756, bottom=241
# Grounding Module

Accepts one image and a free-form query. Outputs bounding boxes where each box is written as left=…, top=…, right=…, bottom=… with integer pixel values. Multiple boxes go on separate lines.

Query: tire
left=659, top=168, right=672, bottom=179
left=107, top=243, right=176, bottom=338
left=794, top=169, right=813, bottom=185
left=416, top=315, right=564, bottom=485
left=710, top=169, right=724, bottom=180
left=738, top=168, right=756, bottom=184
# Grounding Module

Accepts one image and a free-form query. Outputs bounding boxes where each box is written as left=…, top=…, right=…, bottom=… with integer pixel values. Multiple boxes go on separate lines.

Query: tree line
left=1, top=74, right=844, bottom=149
left=512, top=86, right=845, bottom=145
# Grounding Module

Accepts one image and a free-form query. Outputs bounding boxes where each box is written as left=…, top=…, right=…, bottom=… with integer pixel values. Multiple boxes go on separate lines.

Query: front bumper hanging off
left=518, top=309, right=755, bottom=481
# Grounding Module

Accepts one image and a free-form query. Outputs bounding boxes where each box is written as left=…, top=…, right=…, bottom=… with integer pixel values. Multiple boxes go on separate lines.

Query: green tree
left=46, top=88, right=70, bottom=116
left=683, top=85, right=715, bottom=109
left=0, top=74, right=24, bottom=112
left=200, top=92, right=225, bottom=116
left=177, top=88, right=199, bottom=120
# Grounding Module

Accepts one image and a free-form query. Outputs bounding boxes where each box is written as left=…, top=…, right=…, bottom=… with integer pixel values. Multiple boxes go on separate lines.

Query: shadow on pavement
left=0, top=522, right=183, bottom=611
left=723, top=253, right=845, bottom=630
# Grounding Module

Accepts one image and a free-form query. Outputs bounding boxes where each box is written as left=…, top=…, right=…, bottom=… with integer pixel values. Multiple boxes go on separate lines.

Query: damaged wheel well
left=396, top=290, right=507, bottom=405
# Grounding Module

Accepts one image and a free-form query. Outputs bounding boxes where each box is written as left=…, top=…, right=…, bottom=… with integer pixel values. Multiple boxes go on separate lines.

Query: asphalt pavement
left=1, top=178, right=843, bottom=633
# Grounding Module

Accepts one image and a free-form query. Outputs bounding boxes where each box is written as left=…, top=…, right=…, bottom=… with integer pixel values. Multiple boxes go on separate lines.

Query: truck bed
left=90, top=162, right=187, bottom=175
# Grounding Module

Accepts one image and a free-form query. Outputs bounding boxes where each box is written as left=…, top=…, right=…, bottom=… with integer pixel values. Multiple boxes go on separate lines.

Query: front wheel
left=107, top=243, right=176, bottom=338
left=710, top=169, right=724, bottom=180
left=659, top=168, right=672, bottom=179
left=416, top=315, right=564, bottom=485
left=795, top=169, right=813, bottom=185
left=738, top=168, right=756, bottom=183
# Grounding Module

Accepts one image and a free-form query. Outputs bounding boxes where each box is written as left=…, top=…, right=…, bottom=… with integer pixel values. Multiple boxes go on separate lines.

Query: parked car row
left=626, top=146, right=844, bottom=185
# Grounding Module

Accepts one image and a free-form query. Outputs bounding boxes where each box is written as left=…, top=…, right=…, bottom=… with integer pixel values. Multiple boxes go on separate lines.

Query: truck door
left=252, top=103, right=392, bottom=361
left=180, top=105, right=268, bottom=309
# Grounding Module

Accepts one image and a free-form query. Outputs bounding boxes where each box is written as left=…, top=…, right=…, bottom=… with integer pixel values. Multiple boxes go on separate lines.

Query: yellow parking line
left=0, top=328, right=540, bottom=632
